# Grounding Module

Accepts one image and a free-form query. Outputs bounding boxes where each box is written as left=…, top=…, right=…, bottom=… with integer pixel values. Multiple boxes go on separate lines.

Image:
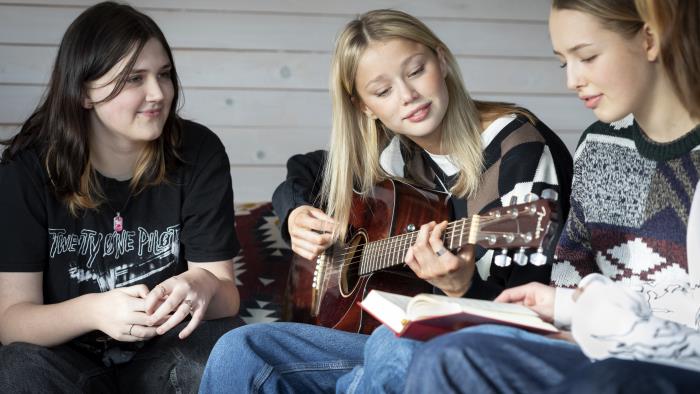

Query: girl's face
left=549, top=9, right=654, bottom=123
left=354, top=38, right=449, bottom=151
left=85, top=37, right=174, bottom=149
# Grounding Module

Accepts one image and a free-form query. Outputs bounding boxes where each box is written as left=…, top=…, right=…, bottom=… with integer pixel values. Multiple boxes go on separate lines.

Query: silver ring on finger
left=183, top=299, right=194, bottom=314
left=435, top=247, right=448, bottom=257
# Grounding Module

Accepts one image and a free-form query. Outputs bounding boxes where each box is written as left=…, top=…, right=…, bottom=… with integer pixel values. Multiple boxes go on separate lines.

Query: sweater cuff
left=554, top=287, right=576, bottom=329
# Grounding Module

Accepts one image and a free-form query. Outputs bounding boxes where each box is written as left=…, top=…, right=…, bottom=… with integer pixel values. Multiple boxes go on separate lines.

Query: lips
left=138, top=108, right=162, bottom=118
left=580, top=94, right=602, bottom=109
left=404, top=102, right=431, bottom=122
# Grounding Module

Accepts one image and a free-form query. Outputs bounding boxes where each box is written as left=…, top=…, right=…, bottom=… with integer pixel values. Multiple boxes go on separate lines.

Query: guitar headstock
left=474, top=199, right=556, bottom=250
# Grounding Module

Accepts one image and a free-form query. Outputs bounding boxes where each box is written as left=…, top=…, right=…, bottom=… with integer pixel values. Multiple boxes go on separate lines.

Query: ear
left=82, top=93, right=94, bottom=109
left=351, top=95, right=377, bottom=120
left=642, top=22, right=661, bottom=62
left=436, top=46, right=448, bottom=79
left=363, top=107, right=378, bottom=120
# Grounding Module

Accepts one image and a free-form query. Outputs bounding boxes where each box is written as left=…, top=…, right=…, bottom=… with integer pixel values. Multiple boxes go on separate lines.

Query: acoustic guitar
left=283, top=179, right=557, bottom=334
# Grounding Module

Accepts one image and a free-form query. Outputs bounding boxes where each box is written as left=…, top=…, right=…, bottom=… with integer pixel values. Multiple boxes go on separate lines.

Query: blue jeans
left=199, top=323, right=423, bottom=393
left=404, top=325, right=590, bottom=394
left=547, top=358, right=700, bottom=394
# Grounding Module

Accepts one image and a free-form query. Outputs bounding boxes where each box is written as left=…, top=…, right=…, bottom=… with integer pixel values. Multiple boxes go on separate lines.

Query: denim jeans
left=547, top=358, right=700, bottom=394
left=199, top=323, right=423, bottom=394
left=0, top=317, right=242, bottom=393
left=404, top=325, right=590, bottom=394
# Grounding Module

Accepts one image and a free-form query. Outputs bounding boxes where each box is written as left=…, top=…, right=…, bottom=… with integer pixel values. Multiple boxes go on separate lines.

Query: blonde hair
left=635, top=0, right=700, bottom=117
left=552, top=0, right=643, bottom=38
left=323, top=9, right=526, bottom=242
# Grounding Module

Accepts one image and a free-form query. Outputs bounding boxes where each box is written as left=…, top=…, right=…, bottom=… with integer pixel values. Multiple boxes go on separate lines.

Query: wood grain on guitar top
left=283, top=179, right=450, bottom=334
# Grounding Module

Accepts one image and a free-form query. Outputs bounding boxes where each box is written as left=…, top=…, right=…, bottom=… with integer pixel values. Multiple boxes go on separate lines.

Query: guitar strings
left=326, top=209, right=530, bottom=263
left=310, top=205, right=546, bottom=288
left=320, top=230, right=527, bottom=277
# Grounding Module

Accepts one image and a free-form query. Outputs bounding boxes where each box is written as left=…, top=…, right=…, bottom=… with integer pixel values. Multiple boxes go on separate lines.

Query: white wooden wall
left=0, top=0, right=595, bottom=202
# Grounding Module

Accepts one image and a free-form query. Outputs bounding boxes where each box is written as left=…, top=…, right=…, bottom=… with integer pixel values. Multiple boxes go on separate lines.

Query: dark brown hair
left=1, top=1, right=183, bottom=215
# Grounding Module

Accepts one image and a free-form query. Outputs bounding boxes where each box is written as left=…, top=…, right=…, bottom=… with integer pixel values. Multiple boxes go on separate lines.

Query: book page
left=407, top=293, right=557, bottom=332
left=360, top=290, right=412, bottom=333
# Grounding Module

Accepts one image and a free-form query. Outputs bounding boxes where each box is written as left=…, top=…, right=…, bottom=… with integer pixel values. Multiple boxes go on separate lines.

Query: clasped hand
left=95, top=268, right=217, bottom=342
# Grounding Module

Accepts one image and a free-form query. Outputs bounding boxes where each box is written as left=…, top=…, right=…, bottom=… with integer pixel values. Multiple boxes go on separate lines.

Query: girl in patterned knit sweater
left=403, top=0, right=700, bottom=393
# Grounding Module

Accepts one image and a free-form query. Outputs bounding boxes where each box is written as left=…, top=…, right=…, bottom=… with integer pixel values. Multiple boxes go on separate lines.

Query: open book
left=359, top=290, right=558, bottom=341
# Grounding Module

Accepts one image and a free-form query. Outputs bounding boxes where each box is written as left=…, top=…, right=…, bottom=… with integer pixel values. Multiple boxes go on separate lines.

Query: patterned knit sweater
left=551, top=116, right=700, bottom=371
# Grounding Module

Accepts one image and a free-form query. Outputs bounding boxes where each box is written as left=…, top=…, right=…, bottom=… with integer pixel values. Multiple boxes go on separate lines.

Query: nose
left=565, top=63, right=585, bottom=91
left=398, top=79, right=419, bottom=105
left=145, top=76, right=164, bottom=102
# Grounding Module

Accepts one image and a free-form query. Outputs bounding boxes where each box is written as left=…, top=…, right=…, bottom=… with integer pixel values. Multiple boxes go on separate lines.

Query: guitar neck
left=357, top=216, right=479, bottom=276
left=354, top=199, right=552, bottom=276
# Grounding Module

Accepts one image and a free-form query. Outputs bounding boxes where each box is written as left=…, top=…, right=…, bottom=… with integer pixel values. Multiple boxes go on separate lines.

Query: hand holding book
left=494, top=282, right=556, bottom=322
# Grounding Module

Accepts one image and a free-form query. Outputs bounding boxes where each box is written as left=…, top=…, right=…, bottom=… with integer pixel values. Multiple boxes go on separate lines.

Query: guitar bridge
left=310, top=253, right=328, bottom=317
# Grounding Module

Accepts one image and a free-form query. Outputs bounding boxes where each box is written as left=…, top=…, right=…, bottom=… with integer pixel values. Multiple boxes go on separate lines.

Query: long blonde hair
left=323, top=9, right=524, bottom=242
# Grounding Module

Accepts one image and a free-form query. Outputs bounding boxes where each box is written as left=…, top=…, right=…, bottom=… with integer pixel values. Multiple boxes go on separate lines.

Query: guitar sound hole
left=339, top=232, right=366, bottom=297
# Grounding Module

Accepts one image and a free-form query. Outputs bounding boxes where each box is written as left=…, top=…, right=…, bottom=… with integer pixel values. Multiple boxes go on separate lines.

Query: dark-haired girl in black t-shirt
left=0, top=2, right=241, bottom=392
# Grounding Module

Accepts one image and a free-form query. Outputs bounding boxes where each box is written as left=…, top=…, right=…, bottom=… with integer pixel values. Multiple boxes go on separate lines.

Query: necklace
left=106, top=189, right=133, bottom=233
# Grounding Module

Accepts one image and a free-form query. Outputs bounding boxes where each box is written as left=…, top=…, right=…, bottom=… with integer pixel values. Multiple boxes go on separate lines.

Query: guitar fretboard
left=356, top=216, right=478, bottom=275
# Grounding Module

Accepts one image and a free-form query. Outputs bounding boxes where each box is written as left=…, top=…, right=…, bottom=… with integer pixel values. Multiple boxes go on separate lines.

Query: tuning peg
left=494, top=249, right=511, bottom=267
left=513, top=247, right=528, bottom=266
left=524, top=193, right=539, bottom=203
left=529, top=247, right=547, bottom=266
left=541, top=189, right=558, bottom=201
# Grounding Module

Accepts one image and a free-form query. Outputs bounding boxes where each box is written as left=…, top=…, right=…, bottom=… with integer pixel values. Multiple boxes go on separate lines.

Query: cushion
left=233, top=202, right=292, bottom=324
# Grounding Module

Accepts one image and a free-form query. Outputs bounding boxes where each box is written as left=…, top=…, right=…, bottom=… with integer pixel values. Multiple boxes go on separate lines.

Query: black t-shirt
left=0, top=120, right=239, bottom=304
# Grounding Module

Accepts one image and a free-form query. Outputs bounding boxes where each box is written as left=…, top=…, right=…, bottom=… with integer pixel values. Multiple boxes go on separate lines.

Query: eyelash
left=409, top=65, right=425, bottom=77
left=126, top=71, right=171, bottom=84
left=560, top=55, right=597, bottom=69
left=376, top=88, right=390, bottom=98
left=375, top=65, right=426, bottom=97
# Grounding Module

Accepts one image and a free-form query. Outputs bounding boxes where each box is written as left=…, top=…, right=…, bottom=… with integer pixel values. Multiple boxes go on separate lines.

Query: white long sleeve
left=570, top=274, right=700, bottom=372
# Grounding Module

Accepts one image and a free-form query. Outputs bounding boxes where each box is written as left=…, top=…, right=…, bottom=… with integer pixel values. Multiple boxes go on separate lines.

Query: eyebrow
left=130, top=64, right=172, bottom=73
left=552, top=43, right=593, bottom=56
left=363, top=53, right=425, bottom=89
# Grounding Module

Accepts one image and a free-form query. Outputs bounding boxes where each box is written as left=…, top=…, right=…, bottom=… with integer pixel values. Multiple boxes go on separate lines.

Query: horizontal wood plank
left=0, top=0, right=551, bottom=21
left=0, top=85, right=595, bottom=132
left=0, top=5, right=552, bottom=57
left=0, top=121, right=586, bottom=164
left=230, top=165, right=286, bottom=203
left=0, top=45, right=566, bottom=94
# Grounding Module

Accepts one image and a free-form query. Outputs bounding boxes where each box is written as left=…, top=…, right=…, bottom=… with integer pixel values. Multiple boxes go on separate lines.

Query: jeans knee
left=364, top=326, right=419, bottom=366
left=208, top=324, right=259, bottom=363
left=0, top=343, right=54, bottom=390
left=412, top=331, right=496, bottom=371
left=0, top=342, right=52, bottom=372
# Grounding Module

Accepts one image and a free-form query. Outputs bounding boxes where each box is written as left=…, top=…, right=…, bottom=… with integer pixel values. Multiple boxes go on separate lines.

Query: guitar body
left=284, top=179, right=451, bottom=334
